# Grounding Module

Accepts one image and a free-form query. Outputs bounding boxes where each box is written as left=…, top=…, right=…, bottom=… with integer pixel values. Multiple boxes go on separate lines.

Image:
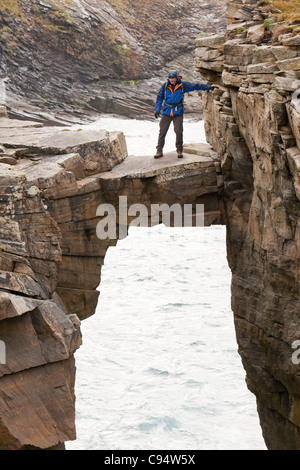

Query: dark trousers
left=156, top=114, right=183, bottom=154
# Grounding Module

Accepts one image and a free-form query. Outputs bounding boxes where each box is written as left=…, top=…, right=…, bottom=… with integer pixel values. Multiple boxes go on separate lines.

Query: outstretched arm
left=182, top=80, right=215, bottom=92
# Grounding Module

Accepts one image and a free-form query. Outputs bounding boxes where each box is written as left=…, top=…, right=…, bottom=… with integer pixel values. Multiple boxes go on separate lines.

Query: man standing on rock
left=154, top=70, right=216, bottom=159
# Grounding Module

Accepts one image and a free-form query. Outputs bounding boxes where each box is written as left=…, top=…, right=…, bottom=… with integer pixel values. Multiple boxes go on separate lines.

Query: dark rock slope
left=0, top=0, right=226, bottom=120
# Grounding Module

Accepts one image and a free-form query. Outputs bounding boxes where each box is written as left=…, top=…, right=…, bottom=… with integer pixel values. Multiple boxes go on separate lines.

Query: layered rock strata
left=0, top=116, right=224, bottom=448
left=0, top=160, right=81, bottom=449
left=195, top=1, right=300, bottom=450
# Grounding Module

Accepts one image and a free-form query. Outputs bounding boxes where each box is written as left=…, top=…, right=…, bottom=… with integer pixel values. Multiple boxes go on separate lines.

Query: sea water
left=66, top=117, right=266, bottom=450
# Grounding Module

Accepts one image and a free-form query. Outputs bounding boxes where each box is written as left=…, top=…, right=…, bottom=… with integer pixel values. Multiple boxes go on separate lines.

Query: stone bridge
left=0, top=117, right=224, bottom=448
left=0, top=119, right=224, bottom=322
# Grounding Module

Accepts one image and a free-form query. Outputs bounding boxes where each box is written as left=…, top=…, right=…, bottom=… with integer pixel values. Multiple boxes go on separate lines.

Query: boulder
left=247, top=23, right=265, bottom=43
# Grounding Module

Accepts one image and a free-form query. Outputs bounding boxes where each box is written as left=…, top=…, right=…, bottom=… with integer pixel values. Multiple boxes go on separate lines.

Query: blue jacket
left=155, top=79, right=212, bottom=117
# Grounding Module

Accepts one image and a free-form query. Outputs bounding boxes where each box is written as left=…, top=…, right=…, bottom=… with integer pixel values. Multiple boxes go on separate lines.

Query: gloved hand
left=155, top=112, right=160, bottom=119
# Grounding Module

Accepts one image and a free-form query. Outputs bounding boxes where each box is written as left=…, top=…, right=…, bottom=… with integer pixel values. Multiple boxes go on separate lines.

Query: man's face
left=169, top=77, right=177, bottom=85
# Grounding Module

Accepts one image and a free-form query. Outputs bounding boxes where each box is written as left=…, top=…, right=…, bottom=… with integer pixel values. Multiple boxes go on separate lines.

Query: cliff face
left=0, top=0, right=226, bottom=121
left=195, top=1, right=300, bottom=449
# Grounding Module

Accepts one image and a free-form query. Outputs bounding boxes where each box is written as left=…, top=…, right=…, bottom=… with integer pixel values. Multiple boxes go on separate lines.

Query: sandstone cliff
left=195, top=0, right=300, bottom=449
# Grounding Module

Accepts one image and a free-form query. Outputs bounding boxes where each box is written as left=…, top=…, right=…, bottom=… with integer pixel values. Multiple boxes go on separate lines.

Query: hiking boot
left=177, top=153, right=183, bottom=158
left=154, top=152, right=163, bottom=159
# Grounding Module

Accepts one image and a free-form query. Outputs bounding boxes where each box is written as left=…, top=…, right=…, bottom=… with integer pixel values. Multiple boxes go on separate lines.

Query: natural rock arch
left=0, top=121, right=224, bottom=449
left=0, top=0, right=300, bottom=448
